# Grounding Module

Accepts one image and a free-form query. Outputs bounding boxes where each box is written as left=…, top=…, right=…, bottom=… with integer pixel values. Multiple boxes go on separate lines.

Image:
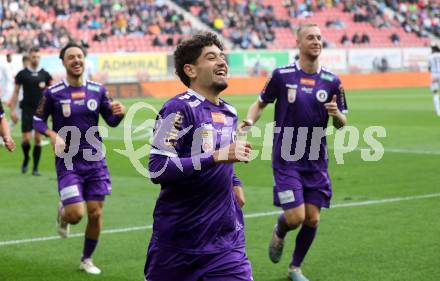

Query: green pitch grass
left=1, top=88, right=439, bottom=281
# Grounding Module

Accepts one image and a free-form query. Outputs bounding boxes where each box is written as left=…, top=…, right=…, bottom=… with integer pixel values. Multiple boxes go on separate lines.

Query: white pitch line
left=1, top=193, right=439, bottom=247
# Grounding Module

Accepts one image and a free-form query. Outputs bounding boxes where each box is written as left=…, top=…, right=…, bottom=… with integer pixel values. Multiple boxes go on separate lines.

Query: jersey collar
left=295, top=61, right=321, bottom=75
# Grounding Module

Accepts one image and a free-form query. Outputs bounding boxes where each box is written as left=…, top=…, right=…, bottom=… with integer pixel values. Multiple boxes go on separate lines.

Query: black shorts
left=21, top=106, right=36, bottom=133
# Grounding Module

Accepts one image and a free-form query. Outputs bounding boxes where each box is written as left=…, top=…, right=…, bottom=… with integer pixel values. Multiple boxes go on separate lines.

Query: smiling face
left=185, top=44, right=229, bottom=93
left=297, top=25, right=322, bottom=61
left=62, top=47, right=85, bottom=79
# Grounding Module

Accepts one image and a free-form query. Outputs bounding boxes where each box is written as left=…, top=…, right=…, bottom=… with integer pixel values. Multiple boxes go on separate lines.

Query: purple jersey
left=148, top=89, right=245, bottom=254
left=260, top=62, right=348, bottom=171
left=33, top=80, right=123, bottom=171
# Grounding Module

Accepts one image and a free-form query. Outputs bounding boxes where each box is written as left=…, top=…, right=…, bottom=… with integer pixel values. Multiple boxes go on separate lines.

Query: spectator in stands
left=340, top=34, right=350, bottom=45
left=390, top=32, right=400, bottom=44
left=361, top=33, right=370, bottom=44
left=351, top=33, right=361, bottom=44
left=153, top=35, right=165, bottom=47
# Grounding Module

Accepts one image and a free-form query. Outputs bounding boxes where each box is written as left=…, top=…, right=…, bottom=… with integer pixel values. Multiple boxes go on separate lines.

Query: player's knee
left=65, top=210, right=83, bottom=224
left=87, top=208, right=102, bottom=222
left=304, top=215, right=320, bottom=228
left=284, top=213, right=305, bottom=227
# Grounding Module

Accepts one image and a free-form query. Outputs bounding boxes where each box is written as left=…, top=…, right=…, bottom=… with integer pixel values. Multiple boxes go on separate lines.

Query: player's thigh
left=302, top=170, right=332, bottom=209
left=82, top=167, right=112, bottom=201
left=58, top=170, right=85, bottom=206
left=203, top=248, right=253, bottom=281
left=273, top=168, right=305, bottom=211
left=144, top=243, right=200, bottom=281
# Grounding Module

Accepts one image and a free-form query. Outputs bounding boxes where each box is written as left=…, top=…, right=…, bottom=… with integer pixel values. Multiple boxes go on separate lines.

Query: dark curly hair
left=59, top=42, right=85, bottom=60
left=174, top=32, right=224, bottom=87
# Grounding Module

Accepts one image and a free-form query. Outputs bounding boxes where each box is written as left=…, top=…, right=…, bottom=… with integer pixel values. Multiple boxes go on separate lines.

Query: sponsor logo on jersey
left=279, top=68, right=296, bottom=74
left=72, top=92, right=86, bottom=99
left=60, top=185, right=80, bottom=201
left=300, top=78, right=316, bottom=86
left=278, top=190, right=295, bottom=204
left=87, top=84, right=100, bottom=92
left=285, top=83, right=298, bottom=89
left=211, top=112, right=226, bottom=124
left=316, top=89, right=328, bottom=102
left=50, top=84, right=65, bottom=93
left=87, top=99, right=98, bottom=111
left=301, top=87, right=313, bottom=94
left=188, top=100, right=201, bottom=107
left=73, top=99, right=85, bottom=106
left=320, top=73, right=334, bottom=82
left=287, top=88, right=296, bottom=103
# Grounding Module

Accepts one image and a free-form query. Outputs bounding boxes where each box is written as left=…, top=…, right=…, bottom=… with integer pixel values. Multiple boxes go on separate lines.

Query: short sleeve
left=259, top=69, right=281, bottom=104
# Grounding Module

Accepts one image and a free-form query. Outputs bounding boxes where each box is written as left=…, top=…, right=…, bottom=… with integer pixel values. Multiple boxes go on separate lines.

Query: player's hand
left=324, top=95, right=340, bottom=117
left=50, top=133, right=66, bottom=156
left=110, top=101, right=125, bottom=116
left=238, top=120, right=253, bottom=135
left=213, top=140, right=252, bottom=163
left=3, top=136, right=16, bottom=152
left=10, top=110, right=18, bottom=124
left=233, top=186, right=245, bottom=208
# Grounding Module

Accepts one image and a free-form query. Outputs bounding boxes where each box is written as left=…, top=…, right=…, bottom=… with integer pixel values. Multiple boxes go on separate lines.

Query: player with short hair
left=0, top=101, right=16, bottom=152
left=33, top=42, right=125, bottom=275
left=145, top=32, right=253, bottom=281
left=240, top=23, right=348, bottom=281
left=429, top=43, right=440, bottom=116
left=9, top=47, right=53, bottom=176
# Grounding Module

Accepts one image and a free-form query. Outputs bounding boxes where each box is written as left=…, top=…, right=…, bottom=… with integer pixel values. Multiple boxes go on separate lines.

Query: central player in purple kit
left=33, top=42, right=125, bottom=275
left=240, top=24, right=348, bottom=281
left=145, top=32, right=254, bottom=281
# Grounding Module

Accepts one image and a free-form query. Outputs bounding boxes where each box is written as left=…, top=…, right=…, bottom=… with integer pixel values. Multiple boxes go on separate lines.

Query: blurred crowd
left=0, top=0, right=193, bottom=53
left=381, top=0, right=440, bottom=38
left=173, top=0, right=290, bottom=49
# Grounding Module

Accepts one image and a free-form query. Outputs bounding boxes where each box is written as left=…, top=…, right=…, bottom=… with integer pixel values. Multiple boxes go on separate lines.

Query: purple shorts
left=273, top=168, right=332, bottom=209
left=144, top=244, right=253, bottom=281
left=58, top=167, right=112, bottom=206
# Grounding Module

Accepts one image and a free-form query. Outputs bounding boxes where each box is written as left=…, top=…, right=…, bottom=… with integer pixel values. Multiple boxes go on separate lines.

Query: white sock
left=433, top=94, right=440, bottom=116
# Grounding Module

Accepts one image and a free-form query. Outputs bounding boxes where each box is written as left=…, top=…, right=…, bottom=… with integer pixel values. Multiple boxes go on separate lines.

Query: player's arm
left=149, top=103, right=251, bottom=184
left=325, top=82, right=348, bottom=129
left=99, top=89, right=125, bottom=127
left=0, top=104, right=15, bottom=152
left=33, top=91, right=65, bottom=154
left=238, top=69, right=280, bottom=133
left=8, top=83, right=20, bottom=123
left=232, top=172, right=245, bottom=208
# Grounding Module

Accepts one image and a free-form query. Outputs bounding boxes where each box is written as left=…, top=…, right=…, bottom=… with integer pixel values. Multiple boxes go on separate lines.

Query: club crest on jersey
left=61, top=99, right=71, bottom=117
left=201, top=123, right=214, bottom=152
left=87, top=99, right=98, bottom=111
left=38, top=81, right=46, bottom=89
left=287, top=88, right=296, bottom=103
left=316, top=90, right=328, bottom=102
